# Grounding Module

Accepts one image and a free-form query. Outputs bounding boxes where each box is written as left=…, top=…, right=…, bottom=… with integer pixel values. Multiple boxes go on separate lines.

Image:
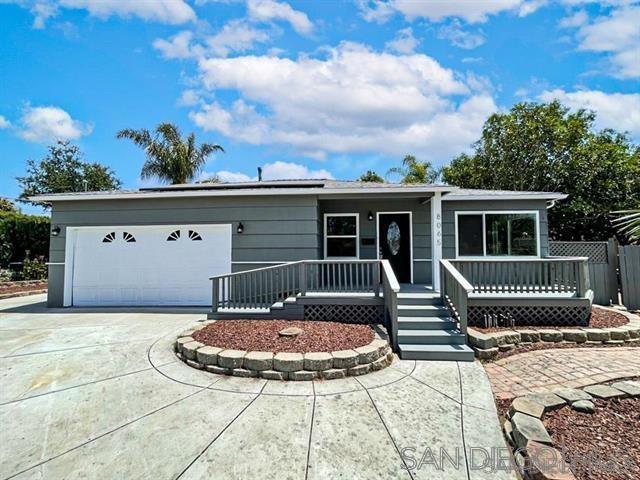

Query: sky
left=1, top=0, right=639, bottom=214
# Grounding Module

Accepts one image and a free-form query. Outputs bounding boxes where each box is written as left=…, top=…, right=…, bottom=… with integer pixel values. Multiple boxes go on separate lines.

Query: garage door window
left=102, top=232, right=116, bottom=243
left=188, top=230, right=203, bottom=241
left=123, top=232, right=136, bottom=243
left=167, top=230, right=180, bottom=241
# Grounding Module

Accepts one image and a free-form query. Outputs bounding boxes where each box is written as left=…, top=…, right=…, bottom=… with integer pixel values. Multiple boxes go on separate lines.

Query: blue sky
left=1, top=0, right=639, bottom=214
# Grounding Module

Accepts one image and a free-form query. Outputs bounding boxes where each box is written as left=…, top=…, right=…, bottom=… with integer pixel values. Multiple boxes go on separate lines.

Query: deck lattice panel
left=303, top=304, right=384, bottom=324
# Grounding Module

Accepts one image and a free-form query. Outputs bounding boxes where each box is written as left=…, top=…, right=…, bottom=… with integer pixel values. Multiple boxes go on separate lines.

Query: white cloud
left=558, top=9, right=588, bottom=28
left=437, top=20, right=486, bottom=49
left=188, top=42, right=496, bottom=159
left=207, top=161, right=333, bottom=182
left=0, top=115, right=10, bottom=129
left=539, top=89, right=640, bottom=140
left=17, top=105, right=92, bottom=143
left=358, top=0, right=543, bottom=24
left=385, top=27, right=419, bottom=54
left=177, top=89, right=202, bottom=107
left=9, top=0, right=196, bottom=28
left=247, top=0, right=313, bottom=35
left=153, top=31, right=202, bottom=60
left=206, top=19, right=270, bottom=57
left=567, top=5, right=640, bottom=78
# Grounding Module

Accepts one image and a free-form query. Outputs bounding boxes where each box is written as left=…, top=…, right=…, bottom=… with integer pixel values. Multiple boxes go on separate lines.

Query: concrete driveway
left=0, top=295, right=515, bottom=480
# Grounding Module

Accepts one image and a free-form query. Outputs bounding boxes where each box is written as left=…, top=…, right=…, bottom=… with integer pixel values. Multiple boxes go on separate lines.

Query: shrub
left=21, top=258, right=48, bottom=280
left=0, top=212, right=50, bottom=268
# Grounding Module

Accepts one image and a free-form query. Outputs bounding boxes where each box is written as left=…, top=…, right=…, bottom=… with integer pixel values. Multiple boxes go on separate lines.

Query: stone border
left=174, top=321, right=394, bottom=381
left=502, top=379, right=640, bottom=479
left=469, top=307, right=640, bottom=360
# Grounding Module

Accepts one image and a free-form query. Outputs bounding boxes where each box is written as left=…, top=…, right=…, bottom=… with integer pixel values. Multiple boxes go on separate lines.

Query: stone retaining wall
left=174, top=322, right=393, bottom=381
left=469, top=308, right=640, bottom=359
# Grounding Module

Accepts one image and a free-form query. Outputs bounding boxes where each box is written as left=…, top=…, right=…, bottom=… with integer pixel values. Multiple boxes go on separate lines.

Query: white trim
left=444, top=193, right=567, bottom=201
left=413, top=258, right=432, bottom=262
left=431, top=192, right=443, bottom=291
left=376, top=211, right=414, bottom=283
left=454, top=210, right=541, bottom=259
left=323, top=213, right=359, bottom=259
left=63, top=223, right=233, bottom=307
left=31, top=185, right=453, bottom=203
left=46, top=262, right=65, bottom=266
left=232, top=261, right=289, bottom=265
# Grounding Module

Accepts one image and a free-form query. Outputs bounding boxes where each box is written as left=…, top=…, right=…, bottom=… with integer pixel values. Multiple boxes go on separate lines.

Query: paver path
left=484, top=347, right=640, bottom=400
left=0, top=294, right=515, bottom=480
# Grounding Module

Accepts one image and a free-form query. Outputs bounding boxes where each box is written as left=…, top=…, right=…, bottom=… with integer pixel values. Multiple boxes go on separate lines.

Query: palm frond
left=612, top=209, right=640, bottom=242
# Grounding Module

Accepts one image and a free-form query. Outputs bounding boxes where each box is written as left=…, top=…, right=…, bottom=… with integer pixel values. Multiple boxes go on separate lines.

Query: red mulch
left=0, top=281, right=48, bottom=296
left=192, top=320, right=375, bottom=353
left=486, top=341, right=640, bottom=362
left=543, top=397, right=640, bottom=480
left=475, top=306, right=629, bottom=333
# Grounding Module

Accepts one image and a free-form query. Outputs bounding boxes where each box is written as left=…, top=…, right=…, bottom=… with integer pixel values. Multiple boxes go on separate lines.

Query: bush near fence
left=0, top=212, right=50, bottom=271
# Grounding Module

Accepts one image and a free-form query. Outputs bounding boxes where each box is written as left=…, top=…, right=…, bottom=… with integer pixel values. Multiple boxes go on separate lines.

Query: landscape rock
left=322, top=368, right=347, bottom=380
left=331, top=349, right=359, bottom=369
left=273, top=352, right=304, bottom=372
left=511, top=413, right=553, bottom=449
left=526, top=440, right=577, bottom=480
left=553, top=388, right=592, bottom=404
left=539, top=330, right=563, bottom=342
left=259, top=370, right=287, bottom=380
left=582, top=328, right=610, bottom=342
left=278, top=327, right=303, bottom=337
left=570, top=400, right=595, bottom=413
left=244, top=351, right=274, bottom=371
left=175, top=336, right=195, bottom=352
left=518, top=329, right=541, bottom=343
left=609, top=328, right=630, bottom=341
left=182, top=341, right=204, bottom=360
left=497, top=332, right=521, bottom=346
left=304, top=352, right=333, bottom=371
left=289, top=370, right=317, bottom=381
left=509, top=397, right=545, bottom=419
left=560, top=330, right=587, bottom=343
left=370, top=339, right=389, bottom=356
left=583, top=384, right=626, bottom=399
left=469, top=331, right=498, bottom=349
left=348, top=364, right=371, bottom=376
left=610, top=381, right=640, bottom=397
left=370, top=355, right=389, bottom=371
left=498, top=344, right=514, bottom=352
left=475, top=347, right=499, bottom=360
left=354, top=344, right=379, bottom=364
left=186, top=359, right=203, bottom=370
left=231, top=368, right=257, bottom=378
left=217, top=349, right=246, bottom=369
left=205, top=365, right=230, bottom=375
left=524, top=392, right=566, bottom=412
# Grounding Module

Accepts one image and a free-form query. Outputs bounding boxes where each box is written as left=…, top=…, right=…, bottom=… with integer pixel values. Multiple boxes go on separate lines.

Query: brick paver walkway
left=484, top=347, right=640, bottom=400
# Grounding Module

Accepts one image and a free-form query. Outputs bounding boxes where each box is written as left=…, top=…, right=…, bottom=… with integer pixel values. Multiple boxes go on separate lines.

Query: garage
left=67, top=224, right=232, bottom=306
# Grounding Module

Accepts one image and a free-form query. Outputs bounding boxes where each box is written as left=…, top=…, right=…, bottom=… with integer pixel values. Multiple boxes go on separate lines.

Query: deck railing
left=210, top=260, right=382, bottom=311
left=440, top=260, right=473, bottom=335
left=449, top=257, right=590, bottom=296
left=380, top=259, right=400, bottom=350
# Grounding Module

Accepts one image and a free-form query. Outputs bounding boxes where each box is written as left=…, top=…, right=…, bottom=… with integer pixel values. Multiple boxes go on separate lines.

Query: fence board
left=620, top=245, right=640, bottom=310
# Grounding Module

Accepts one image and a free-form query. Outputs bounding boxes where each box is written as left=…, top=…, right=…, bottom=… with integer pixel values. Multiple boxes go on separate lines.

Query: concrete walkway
left=0, top=295, right=514, bottom=480
left=484, top=347, right=640, bottom=400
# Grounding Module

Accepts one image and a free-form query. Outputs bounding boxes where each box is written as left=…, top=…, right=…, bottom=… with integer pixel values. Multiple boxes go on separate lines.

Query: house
left=33, top=180, right=592, bottom=361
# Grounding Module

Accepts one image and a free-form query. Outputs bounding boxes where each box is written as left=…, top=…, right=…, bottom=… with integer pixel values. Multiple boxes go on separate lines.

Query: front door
left=378, top=213, right=412, bottom=283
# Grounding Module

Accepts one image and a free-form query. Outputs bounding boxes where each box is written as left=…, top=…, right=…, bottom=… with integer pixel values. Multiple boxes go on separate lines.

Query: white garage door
left=70, top=225, right=232, bottom=306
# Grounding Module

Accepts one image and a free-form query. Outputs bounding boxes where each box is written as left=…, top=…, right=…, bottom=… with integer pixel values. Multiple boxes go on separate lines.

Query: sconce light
left=237, top=222, right=244, bottom=234
left=51, top=226, right=61, bottom=237
left=367, top=211, right=374, bottom=221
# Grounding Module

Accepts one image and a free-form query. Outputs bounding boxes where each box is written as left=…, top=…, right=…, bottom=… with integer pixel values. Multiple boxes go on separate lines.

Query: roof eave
left=443, top=193, right=568, bottom=201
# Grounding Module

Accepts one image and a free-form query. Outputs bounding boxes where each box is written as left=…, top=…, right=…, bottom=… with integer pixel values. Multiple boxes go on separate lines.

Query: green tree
left=442, top=101, right=640, bottom=240
left=17, top=141, right=121, bottom=207
left=357, top=170, right=385, bottom=183
left=0, top=199, right=17, bottom=213
left=387, top=155, right=441, bottom=184
left=117, top=123, right=224, bottom=184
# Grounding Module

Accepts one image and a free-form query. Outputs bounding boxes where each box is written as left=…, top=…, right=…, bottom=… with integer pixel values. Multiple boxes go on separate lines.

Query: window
left=456, top=212, right=538, bottom=257
left=324, top=214, right=358, bottom=258
left=122, top=232, right=136, bottom=243
left=102, top=232, right=116, bottom=243
left=188, top=230, right=202, bottom=241
left=167, top=230, right=180, bottom=241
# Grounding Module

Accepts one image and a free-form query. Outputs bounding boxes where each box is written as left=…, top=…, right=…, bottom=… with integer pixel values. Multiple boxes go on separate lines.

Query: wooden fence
left=620, top=245, right=640, bottom=310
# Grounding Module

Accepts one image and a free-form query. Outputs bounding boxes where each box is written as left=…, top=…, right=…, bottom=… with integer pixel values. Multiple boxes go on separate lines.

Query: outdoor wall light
left=51, top=226, right=61, bottom=237
left=368, top=211, right=374, bottom=221
left=237, top=222, right=244, bottom=234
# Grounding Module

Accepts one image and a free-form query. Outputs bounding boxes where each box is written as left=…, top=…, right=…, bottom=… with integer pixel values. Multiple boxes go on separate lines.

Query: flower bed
left=175, top=320, right=393, bottom=381
left=0, top=280, right=48, bottom=299
left=469, top=307, right=640, bottom=360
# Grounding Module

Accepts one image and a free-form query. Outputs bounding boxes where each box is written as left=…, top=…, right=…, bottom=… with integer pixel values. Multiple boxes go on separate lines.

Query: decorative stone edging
left=502, top=379, right=640, bottom=479
left=174, top=321, right=394, bottom=381
left=469, top=307, right=640, bottom=359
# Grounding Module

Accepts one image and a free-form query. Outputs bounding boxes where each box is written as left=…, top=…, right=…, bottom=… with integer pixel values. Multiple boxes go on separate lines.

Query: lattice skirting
left=467, top=305, right=591, bottom=327
left=303, top=304, right=384, bottom=324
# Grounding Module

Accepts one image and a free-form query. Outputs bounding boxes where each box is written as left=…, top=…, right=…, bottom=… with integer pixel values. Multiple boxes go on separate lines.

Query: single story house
left=34, top=180, right=592, bottom=361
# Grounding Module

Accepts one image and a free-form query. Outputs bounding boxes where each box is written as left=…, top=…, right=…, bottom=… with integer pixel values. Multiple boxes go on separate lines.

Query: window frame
left=323, top=213, right=360, bottom=259
left=454, top=210, right=541, bottom=259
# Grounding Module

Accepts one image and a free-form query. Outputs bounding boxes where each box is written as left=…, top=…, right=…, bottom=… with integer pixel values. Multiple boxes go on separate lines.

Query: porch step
left=397, top=329, right=465, bottom=345
left=397, top=316, right=457, bottom=330
left=397, top=292, right=442, bottom=305
left=398, top=344, right=475, bottom=362
left=397, top=305, right=450, bottom=317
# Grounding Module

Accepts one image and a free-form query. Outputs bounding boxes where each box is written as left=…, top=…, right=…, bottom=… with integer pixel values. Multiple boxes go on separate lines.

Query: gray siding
left=441, top=199, right=550, bottom=259
left=319, top=198, right=432, bottom=284
left=48, top=195, right=321, bottom=307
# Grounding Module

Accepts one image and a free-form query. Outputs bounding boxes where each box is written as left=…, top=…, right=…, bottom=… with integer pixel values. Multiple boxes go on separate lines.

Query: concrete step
left=397, top=329, right=466, bottom=345
left=398, top=344, right=475, bottom=362
left=208, top=308, right=272, bottom=320
left=397, top=305, right=450, bottom=317
left=397, top=293, right=443, bottom=306
left=397, top=316, right=457, bottom=330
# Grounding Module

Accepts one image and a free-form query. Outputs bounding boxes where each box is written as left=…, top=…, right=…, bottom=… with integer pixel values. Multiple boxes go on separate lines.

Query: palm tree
left=357, top=170, right=384, bottom=183
left=116, top=123, right=223, bottom=184
left=387, top=155, right=441, bottom=184
left=613, top=209, right=640, bottom=243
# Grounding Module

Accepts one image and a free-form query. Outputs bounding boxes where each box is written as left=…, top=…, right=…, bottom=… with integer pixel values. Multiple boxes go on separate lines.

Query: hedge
left=0, top=212, right=50, bottom=268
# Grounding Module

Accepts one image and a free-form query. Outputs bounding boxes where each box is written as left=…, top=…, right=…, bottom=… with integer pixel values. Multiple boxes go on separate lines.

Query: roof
left=29, top=179, right=567, bottom=202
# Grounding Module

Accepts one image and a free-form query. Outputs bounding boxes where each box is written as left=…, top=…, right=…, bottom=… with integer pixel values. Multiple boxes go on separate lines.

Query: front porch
left=209, top=256, right=592, bottom=361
